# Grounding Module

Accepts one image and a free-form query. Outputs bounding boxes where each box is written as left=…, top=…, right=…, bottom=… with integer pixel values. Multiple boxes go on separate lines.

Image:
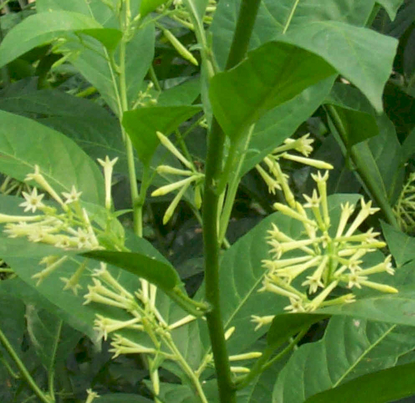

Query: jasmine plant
left=0, top=0, right=415, bottom=403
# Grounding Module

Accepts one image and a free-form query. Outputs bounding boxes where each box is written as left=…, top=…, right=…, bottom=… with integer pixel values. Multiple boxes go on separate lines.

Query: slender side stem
left=47, top=320, right=63, bottom=401
left=326, top=105, right=399, bottom=228
left=164, top=336, right=208, bottom=403
left=0, top=327, right=52, bottom=403
left=149, top=65, right=162, bottom=92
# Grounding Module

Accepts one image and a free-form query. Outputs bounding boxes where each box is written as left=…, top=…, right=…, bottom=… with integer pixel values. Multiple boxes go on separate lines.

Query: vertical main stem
left=202, top=1, right=261, bottom=401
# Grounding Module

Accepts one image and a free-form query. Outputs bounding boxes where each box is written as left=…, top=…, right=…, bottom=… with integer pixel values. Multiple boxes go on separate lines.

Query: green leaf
left=122, top=105, right=202, bottom=165
left=377, top=0, right=405, bottom=20
left=0, top=11, right=106, bottom=68
left=36, top=0, right=92, bottom=14
left=0, top=110, right=104, bottom=205
left=157, top=78, right=201, bottom=107
left=125, top=23, right=155, bottom=108
left=140, top=0, right=169, bottom=18
left=274, top=316, right=415, bottom=403
left=0, top=86, right=132, bottom=175
left=25, top=307, right=81, bottom=371
left=324, top=105, right=379, bottom=148
left=243, top=77, right=335, bottom=174
left=326, top=84, right=404, bottom=204
left=211, top=0, right=376, bottom=69
left=209, top=41, right=335, bottom=142
left=305, top=361, right=415, bottom=403
left=277, top=21, right=398, bottom=112
left=84, top=250, right=180, bottom=290
left=381, top=221, right=415, bottom=267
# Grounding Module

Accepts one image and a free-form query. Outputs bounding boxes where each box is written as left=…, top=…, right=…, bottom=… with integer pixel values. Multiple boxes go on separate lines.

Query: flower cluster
left=394, top=172, right=415, bottom=234
left=0, top=158, right=123, bottom=287
left=255, top=134, right=333, bottom=204
left=254, top=170, right=397, bottom=321
left=152, top=131, right=204, bottom=224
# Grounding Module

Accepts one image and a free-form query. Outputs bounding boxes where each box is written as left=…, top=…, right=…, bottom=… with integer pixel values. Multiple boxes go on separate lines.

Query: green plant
left=0, top=0, right=415, bottom=402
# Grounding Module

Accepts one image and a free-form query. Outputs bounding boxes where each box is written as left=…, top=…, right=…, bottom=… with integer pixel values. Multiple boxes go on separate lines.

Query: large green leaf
left=0, top=11, right=117, bottom=68
left=36, top=0, right=92, bottom=14
left=242, top=77, right=335, bottom=174
left=211, top=0, right=377, bottom=69
left=122, top=105, right=202, bottom=165
left=209, top=41, right=335, bottom=142
left=0, top=110, right=104, bottom=204
left=305, top=362, right=415, bottom=403
left=0, top=85, right=132, bottom=175
left=276, top=21, right=397, bottom=112
left=273, top=316, right=415, bottom=403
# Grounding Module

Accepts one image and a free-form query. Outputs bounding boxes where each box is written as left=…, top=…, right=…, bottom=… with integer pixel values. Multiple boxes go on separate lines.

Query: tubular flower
left=152, top=132, right=205, bottom=223
left=259, top=171, right=398, bottom=314
left=256, top=134, right=334, bottom=202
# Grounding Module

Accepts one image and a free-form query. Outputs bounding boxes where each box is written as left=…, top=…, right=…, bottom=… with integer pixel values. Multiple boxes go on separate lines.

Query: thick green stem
left=326, top=105, right=399, bottom=228
left=0, top=327, right=52, bottom=403
left=202, top=1, right=261, bottom=401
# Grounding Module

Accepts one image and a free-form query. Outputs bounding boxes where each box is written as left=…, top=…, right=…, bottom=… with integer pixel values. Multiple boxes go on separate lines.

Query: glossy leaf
left=274, top=316, right=415, bottom=403
left=122, top=105, right=202, bottom=165
left=211, top=0, right=376, bottom=69
left=0, top=85, right=132, bottom=175
left=0, top=11, right=107, bottom=68
left=0, top=110, right=104, bottom=204
left=209, top=41, right=335, bottom=142
left=242, top=77, right=335, bottom=174
left=305, top=362, right=415, bottom=403
left=84, top=250, right=180, bottom=290
left=277, top=21, right=398, bottom=112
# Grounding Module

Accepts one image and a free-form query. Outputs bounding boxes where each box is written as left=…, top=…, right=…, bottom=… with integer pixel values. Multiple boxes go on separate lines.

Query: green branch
left=0, top=327, right=52, bottom=403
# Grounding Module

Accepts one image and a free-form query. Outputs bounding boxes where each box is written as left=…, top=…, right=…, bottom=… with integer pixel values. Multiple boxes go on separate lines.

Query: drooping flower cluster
left=394, top=172, right=415, bottom=234
left=152, top=131, right=204, bottom=224
left=254, top=171, right=397, bottom=324
left=255, top=134, right=333, bottom=202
